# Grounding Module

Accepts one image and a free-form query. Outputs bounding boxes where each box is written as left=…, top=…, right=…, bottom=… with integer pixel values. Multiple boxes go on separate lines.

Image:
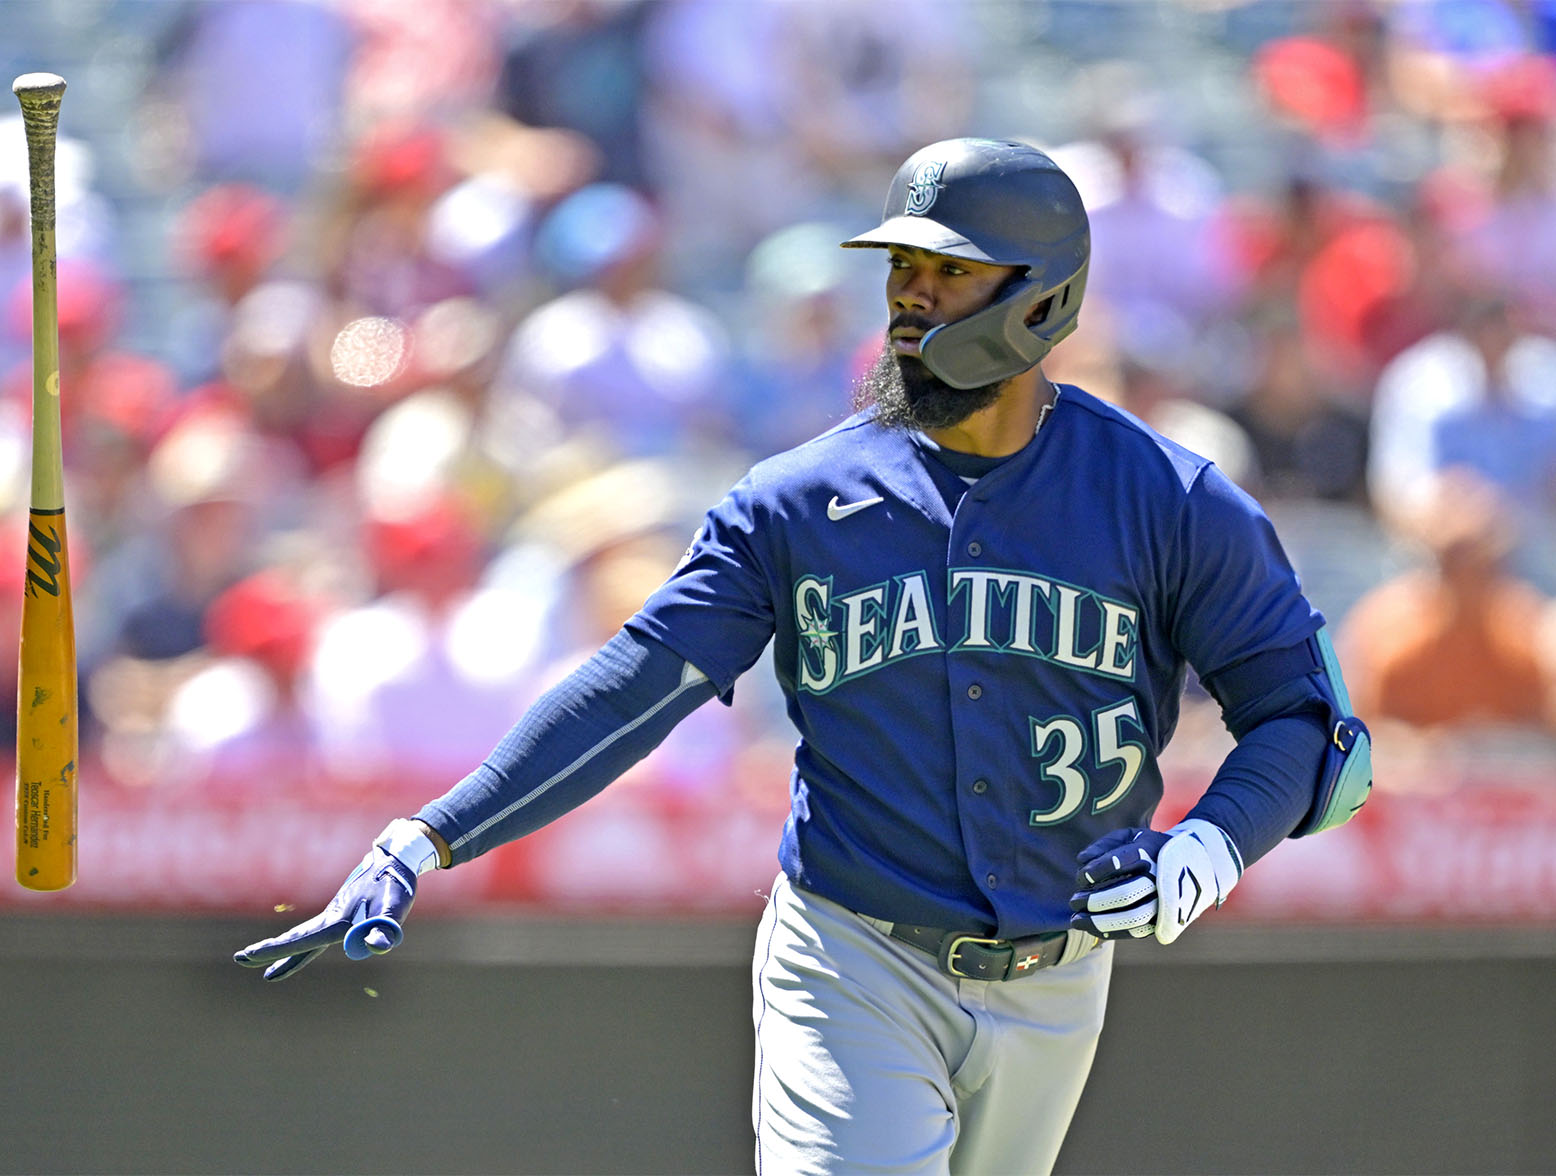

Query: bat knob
left=342, top=915, right=403, bottom=960
left=12, top=73, right=66, bottom=99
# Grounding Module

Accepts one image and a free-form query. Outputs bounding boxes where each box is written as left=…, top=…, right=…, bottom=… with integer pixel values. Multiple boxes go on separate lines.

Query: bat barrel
left=16, top=507, right=76, bottom=891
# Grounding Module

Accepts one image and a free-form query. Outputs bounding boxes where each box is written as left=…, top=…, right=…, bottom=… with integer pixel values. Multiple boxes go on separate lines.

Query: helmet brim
left=839, top=216, right=1003, bottom=264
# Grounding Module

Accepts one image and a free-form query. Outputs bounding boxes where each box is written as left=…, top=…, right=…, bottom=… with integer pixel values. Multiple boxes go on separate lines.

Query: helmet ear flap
left=918, top=262, right=1088, bottom=389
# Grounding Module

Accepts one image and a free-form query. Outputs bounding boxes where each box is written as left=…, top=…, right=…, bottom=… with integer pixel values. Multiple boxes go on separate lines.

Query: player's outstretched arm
left=235, top=630, right=718, bottom=980
left=413, top=629, right=719, bottom=865
left=234, top=819, right=443, bottom=981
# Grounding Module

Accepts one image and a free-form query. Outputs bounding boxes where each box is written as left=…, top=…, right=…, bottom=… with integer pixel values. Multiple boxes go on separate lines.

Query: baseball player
left=237, top=138, right=1372, bottom=1175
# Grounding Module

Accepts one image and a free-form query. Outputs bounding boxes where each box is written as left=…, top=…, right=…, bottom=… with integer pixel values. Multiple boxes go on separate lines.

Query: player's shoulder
left=1058, top=383, right=1214, bottom=494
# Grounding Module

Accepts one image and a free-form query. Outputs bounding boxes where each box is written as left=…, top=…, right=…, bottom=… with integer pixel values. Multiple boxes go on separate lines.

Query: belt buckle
left=938, top=933, right=1007, bottom=979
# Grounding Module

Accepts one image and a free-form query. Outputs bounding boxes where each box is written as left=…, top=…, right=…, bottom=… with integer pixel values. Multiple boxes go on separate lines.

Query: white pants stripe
left=753, top=875, right=1113, bottom=1176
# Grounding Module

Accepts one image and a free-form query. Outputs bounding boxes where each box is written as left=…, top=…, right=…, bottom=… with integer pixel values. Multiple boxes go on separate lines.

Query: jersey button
left=986, top=873, right=999, bottom=889
left=967, top=541, right=983, bottom=557
left=972, top=779, right=988, bottom=794
left=967, top=683, right=983, bottom=700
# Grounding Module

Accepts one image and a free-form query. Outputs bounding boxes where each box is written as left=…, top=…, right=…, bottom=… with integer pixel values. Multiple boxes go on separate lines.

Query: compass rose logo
left=905, top=159, right=947, bottom=215
left=798, top=604, right=837, bottom=657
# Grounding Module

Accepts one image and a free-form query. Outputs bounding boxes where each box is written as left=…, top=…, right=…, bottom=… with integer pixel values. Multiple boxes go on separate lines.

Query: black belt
left=886, top=923, right=1070, bottom=981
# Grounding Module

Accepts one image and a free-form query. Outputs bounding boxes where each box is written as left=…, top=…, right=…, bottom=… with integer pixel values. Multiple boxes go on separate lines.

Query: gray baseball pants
left=752, top=873, right=1112, bottom=1176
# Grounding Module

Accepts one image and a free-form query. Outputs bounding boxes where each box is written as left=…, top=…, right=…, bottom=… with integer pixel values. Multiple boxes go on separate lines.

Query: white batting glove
left=1069, top=819, right=1243, bottom=945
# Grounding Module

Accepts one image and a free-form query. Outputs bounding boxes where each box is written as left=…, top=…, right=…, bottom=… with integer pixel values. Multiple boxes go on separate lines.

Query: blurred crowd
left=4, top=0, right=1556, bottom=811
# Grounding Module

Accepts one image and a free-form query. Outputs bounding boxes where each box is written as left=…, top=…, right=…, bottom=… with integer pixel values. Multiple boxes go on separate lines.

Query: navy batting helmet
left=842, top=138, right=1089, bottom=388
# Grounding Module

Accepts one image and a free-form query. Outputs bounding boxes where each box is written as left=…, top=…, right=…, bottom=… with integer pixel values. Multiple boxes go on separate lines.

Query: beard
left=852, top=336, right=1007, bottom=433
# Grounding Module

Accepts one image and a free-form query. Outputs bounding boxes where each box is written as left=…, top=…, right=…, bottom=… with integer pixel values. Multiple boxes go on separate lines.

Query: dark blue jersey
left=628, top=384, right=1322, bottom=937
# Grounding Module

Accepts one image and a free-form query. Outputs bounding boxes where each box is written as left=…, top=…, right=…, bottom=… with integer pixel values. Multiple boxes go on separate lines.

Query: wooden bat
left=12, top=73, right=76, bottom=891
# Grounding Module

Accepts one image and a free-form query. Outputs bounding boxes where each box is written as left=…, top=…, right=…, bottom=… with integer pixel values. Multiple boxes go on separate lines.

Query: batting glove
left=233, top=819, right=439, bottom=981
left=1068, top=819, right=1243, bottom=945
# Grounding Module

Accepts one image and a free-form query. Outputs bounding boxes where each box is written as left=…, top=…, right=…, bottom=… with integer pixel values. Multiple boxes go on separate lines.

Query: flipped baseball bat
left=12, top=73, right=77, bottom=891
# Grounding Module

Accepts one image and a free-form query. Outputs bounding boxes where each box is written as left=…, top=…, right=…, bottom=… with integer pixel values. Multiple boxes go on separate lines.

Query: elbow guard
left=1202, top=626, right=1373, bottom=838
left=1290, top=628, right=1372, bottom=838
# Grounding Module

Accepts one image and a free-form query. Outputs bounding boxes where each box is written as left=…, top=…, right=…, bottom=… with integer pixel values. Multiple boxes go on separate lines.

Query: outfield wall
left=2, top=916, right=1553, bottom=1175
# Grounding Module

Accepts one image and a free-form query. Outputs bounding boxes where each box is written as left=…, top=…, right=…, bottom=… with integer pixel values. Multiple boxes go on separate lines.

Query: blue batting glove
left=234, top=819, right=439, bottom=981
left=1069, top=828, right=1171, bottom=940
left=1069, top=820, right=1243, bottom=945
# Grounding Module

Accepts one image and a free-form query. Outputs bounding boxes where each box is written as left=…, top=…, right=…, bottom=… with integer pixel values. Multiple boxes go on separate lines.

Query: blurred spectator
left=82, top=408, right=295, bottom=789
left=177, top=183, right=290, bottom=311
left=1227, top=311, right=1371, bottom=505
left=1386, top=0, right=1547, bottom=126
left=1355, top=173, right=1466, bottom=362
left=730, top=221, right=871, bottom=453
left=497, top=182, right=737, bottom=458
left=422, top=105, right=605, bottom=302
left=493, top=0, right=654, bottom=190
left=302, top=490, right=535, bottom=796
left=317, top=119, right=473, bottom=319
left=362, top=295, right=611, bottom=539
left=166, top=182, right=291, bottom=384
left=1340, top=470, right=1556, bottom=731
left=1439, top=56, right=1556, bottom=329
left=1250, top=0, right=1446, bottom=199
left=640, top=0, right=974, bottom=294
left=775, top=0, right=976, bottom=198
left=487, top=453, right=792, bottom=907
left=354, top=350, right=545, bottom=550
left=340, top=0, right=505, bottom=127
left=1368, top=291, right=1556, bottom=528
left=1223, top=165, right=1416, bottom=385
left=1254, top=4, right=1383, bottom=147
left=146, top=0, right=352, bottom=192
left=1052, top=87, right=1244, bottom=352
left=204, top=225, right=483, bottom=485
left=638, top=0, right=806, bottom=291
left=155, top=567, right=330, bottom=801
left=91, top=407, right=280, bottom=663
left=421, top=166, right=539, bottom=304
left=1431, top=356, right=1556, bottom=516
left=200, top=278, right=376, bottom=478
left=637, top=0, right=821, bottom=293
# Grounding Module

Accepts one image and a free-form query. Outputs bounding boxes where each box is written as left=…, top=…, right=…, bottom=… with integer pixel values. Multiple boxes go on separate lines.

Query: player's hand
left=233, top=819, right=440, bottom=981
left=1068, top=819, right=1243, bottom=945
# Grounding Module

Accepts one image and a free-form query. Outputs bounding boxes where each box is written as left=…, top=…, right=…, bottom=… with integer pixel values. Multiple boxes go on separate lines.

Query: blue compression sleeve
left=1182, top=712, right=1329, bottom=867
left=416, top=630, right=719, bottom=866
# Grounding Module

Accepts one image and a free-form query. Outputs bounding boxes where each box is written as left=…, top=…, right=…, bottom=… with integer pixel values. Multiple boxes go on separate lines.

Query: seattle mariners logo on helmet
left=904, top=160, right=947, bottom=216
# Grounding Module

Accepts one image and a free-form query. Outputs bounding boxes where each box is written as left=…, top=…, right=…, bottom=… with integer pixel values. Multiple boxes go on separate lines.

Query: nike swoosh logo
left=827, top=495, right=884, bottom=521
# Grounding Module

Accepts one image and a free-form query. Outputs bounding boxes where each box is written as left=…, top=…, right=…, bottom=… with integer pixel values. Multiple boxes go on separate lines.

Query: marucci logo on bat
left=25, top=519, right=63, bottom=597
